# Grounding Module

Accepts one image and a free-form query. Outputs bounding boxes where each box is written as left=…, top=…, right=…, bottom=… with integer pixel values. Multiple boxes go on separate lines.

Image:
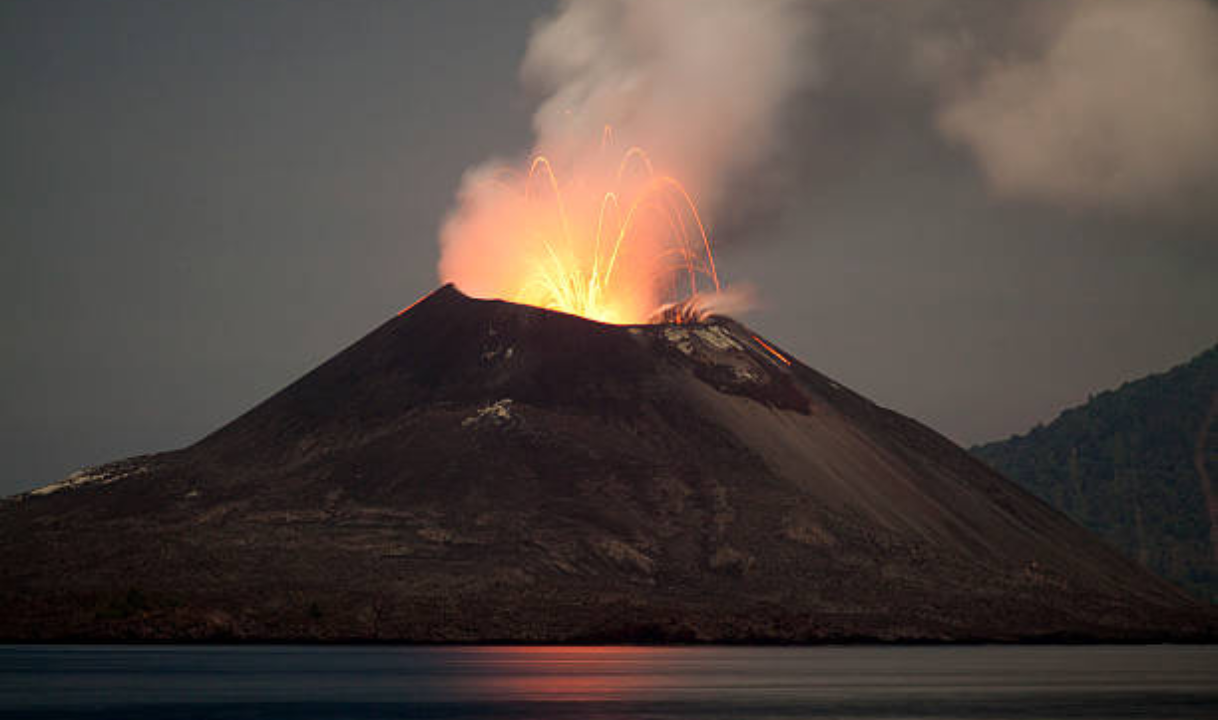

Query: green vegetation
left=973, top=343, right=1218, bottom=602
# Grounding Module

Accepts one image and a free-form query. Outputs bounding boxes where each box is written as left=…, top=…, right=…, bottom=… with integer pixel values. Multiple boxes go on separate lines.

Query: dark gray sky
left=3, top=0, right=1216, bottom=496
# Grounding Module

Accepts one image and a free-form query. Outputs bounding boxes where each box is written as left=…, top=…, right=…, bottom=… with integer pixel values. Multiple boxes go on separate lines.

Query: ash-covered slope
left=1, top=285, right=1210, bottom=641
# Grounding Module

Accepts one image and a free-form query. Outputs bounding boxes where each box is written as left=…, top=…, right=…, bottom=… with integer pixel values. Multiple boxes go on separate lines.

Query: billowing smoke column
left=438, top=0, right=815, bottom=324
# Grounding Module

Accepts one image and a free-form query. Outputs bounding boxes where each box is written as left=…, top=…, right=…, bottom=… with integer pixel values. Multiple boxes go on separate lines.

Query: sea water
left=1, top=644, right=1215, bottom=718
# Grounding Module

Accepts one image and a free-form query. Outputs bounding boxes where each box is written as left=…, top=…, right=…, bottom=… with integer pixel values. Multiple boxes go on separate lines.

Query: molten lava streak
left=751, top=334, right=792, bottom=366
left=440, top=130, right=729, bottom=325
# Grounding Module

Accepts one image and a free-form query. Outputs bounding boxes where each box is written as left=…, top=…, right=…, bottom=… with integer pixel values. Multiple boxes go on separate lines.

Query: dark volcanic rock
left=1, top=285, right=1212, bottom=641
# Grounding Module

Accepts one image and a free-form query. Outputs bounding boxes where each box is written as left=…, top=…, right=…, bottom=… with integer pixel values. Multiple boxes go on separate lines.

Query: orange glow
left=449, top=646, right=688, bottom=702
left=396, top=290, right=431, bottom=316
left=439, top=129, right=730, bottom=325
left=751, top=334, right=792, bottom=366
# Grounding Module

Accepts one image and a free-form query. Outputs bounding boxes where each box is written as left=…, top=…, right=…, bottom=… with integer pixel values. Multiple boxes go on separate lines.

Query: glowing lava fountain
left=439, top=130, right=737, bottom=325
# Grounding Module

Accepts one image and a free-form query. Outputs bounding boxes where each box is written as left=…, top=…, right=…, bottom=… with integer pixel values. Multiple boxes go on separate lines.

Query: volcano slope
left=1, top=285, right=1211, bottom=641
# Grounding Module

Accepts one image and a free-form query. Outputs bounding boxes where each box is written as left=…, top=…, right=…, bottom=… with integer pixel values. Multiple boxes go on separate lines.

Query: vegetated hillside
left=973, top=343, right=1218, bottom=602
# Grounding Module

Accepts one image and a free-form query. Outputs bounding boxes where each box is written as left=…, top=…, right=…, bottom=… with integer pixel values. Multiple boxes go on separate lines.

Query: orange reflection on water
left=449, top=646, right=682, bottom=703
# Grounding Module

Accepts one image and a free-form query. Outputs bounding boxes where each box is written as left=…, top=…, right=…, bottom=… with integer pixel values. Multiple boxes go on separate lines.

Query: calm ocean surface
left=1, top=644, right=1215, bottom=719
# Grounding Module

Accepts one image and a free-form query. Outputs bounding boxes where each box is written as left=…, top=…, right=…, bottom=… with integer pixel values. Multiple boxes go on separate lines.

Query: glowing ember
left=751, top=333, right=792, bottom=366
left=439, top=129, right=732, bottom=325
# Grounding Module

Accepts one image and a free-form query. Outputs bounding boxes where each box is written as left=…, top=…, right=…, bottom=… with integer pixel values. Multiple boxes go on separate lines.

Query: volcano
left=1, top=285, right=1211, bottom=641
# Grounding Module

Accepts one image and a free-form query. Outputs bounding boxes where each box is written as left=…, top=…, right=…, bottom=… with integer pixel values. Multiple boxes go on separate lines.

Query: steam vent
left=1, top=285, right=1213, bottom=641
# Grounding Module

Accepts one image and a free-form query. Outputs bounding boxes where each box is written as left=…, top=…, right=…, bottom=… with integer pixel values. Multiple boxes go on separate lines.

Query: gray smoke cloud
left=926, top=0, right=1218, bottom=213
left=520, top=0, right=819, bottom=213
left=437, top=0, right=820, bottom=309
